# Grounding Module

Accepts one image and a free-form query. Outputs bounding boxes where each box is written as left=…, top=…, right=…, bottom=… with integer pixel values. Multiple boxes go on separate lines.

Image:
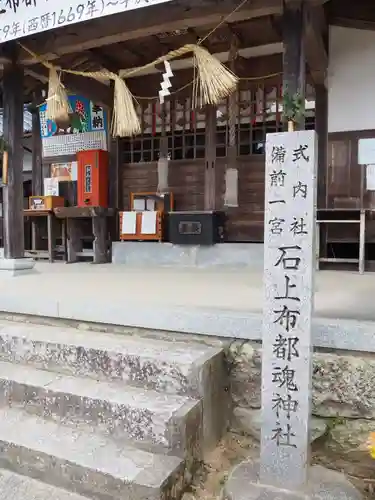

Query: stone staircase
left=0, top=320, right=228, bottom=500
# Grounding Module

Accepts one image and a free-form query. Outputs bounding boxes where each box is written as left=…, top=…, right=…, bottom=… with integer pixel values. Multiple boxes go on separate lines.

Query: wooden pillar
left=157, top=103, right=169, bottom=193
left=315, top=83, right=328, bottom=262
left=31, top=92, right=43, bottom=197
left=108, top=83, right=121, bottom=212
left=315, top=84, right=328, bottom=209
left=228, top=38, right=238, bottom=168
left=282, top=0, right=306, bottom=130
left=108, top=135, right=121, bottom=241
left=109, top=136, right=121, bottom=210
left=224, top=37, right=239, bottom=208
left=92, top=216, right=108, bottom=264
left=204, top=104, right=216, bottom=210
left=2, top=43, right=25, bottom=259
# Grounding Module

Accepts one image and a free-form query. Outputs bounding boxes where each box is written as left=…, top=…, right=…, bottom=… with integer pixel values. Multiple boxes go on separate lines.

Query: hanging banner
left=0, top=0, right=173, bottom=43
left=39, top=95, right=109, bottom=157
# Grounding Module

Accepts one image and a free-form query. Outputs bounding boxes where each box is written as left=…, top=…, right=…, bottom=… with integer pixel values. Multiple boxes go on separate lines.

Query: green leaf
left=282, top=90, right=305, bottom=123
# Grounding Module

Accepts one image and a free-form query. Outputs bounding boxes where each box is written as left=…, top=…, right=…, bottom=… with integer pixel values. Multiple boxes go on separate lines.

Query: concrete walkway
left=0, top=263, right=374, bottom=351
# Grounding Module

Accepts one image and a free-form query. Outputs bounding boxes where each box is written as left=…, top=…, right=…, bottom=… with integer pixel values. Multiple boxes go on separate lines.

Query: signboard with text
left=39, top=94, right=108, bottom=157
left=0, top=0, right=173, bottom=43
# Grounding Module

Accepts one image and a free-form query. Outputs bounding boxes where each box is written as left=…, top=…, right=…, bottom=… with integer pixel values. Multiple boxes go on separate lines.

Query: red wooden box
left=77, top=149, right=108, bottom=208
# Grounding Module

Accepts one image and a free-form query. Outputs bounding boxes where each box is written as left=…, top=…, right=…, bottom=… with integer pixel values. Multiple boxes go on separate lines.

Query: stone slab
left=0, top=320, right=221, bottom=395
left=0, top=360, right=202, bottom=458
left=0, top=469, right=89, bottom=500
left=0, top=320, right=228, bottom=449
left=223, top=460, right=363, bottom=500
left=323, top=418, right=375, bottom=479
left=232, top=408, right=327, bottom=444
left=0, top=407, right=185, bottom=500
left=312, top=352, right=375, bottom=419
left=0, top=258, right=36, bottom=277
left=229, top=342, right=375, bottom=420
left=1, top=262, right=375, bottom=354
left=112, top=242, right=264, bottom=269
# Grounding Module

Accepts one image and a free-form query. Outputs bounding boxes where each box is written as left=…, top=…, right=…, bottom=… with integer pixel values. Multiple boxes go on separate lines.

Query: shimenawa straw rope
left=18, top=0, right=252, bottom=136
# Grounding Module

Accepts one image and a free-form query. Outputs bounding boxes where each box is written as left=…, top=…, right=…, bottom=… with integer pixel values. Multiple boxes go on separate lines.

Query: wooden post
left=108, top=83, right=121, bottom=212
left=315, top=83, right=328, bottom=265
left=2, top=43, right=25, bottom=260
left=228, top=38, right=238, bottom=167
left=157, top=103, right=169, bottom=193
left=224, top=37, right=239, bottom=208
left=204, top=104, right=216, bottom=210
left=315, top=84, right=328, bottom=210
left=66, top=219, right=83, bottom=263
left=31, top=92, right=43, bottom=197
left=282, top=0, right=306, bottom=130
left=92, top=216, right=108, bottom=264
left=109, top=137, right=120, bottom=210
left=108, top=135, right=121, bottom=242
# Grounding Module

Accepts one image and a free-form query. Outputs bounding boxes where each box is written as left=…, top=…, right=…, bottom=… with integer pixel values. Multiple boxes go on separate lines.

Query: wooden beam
left=304, top=4, right=328, bottom=86
left=331, top=17, right=375, bottom=32
left=119, top=41, right=283, bottom=78
left=88, top=48, right=122, bottom=73
left=24, top=68, right=48, bottom=84
left=2, top=42, right=25, bottom=259
left=21, top=0, right=282, bottom=66
left=284, top=0, right=329, bottom=4
left=282, top=0, right=305, bottom=129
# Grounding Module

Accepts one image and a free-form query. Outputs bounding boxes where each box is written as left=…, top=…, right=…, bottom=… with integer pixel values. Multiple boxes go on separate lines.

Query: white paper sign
left=359, top=138, right=375, bottom=165
left=366, top=164, right=375, bottom=191
left=44, top=177, right=59, bottom=196
left=141, top=211, right=157, bottom=234
left=121, top=211, right=136, bottom=235
left=0, top=0, right=174, bottom=43
left=133, top=198, right=145, bottom=211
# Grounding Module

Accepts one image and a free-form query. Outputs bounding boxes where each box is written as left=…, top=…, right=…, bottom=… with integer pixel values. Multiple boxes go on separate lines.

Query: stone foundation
left=228, top=340, right=375, bottom=482
left=0, top=312, right=373, bottom=489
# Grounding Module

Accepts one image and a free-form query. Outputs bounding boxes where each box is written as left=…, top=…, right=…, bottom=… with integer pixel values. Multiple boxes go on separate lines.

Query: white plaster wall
left=328, top=26, right=375, bottom=133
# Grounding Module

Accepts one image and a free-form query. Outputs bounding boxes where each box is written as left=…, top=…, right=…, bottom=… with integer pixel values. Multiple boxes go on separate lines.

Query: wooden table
left=54, top=206, right=115, bottom=264
left=23, top=209, right=65, bottom=263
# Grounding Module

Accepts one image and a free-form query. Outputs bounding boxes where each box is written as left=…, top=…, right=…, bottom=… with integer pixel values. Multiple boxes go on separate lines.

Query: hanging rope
left=17, top=0, right=284, bottom=135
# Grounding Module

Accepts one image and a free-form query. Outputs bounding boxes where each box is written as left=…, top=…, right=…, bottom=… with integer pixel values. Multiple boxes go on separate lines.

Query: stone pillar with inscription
left=222, top=131, right=362, bottom=500
left=261, top=131, right=316, bottom=490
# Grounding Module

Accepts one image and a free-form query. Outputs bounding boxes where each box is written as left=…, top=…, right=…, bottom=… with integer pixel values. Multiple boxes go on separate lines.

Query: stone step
left=0, top=407, right=186, bottom=500
left=0, top=469, right=91, bottom=500
left=0, top=320, right=228, bottom=448
left=0, top=320, right=221, bottom=396
left=0, top=361, right=202, bottom=459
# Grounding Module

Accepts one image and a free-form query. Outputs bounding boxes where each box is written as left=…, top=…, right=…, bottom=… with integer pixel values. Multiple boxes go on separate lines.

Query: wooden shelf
left=54, top=207, right=114, bottom=219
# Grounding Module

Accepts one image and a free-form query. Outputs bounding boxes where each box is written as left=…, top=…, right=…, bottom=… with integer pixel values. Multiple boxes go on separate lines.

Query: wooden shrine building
left=0, top=0, right=374, bottom=269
